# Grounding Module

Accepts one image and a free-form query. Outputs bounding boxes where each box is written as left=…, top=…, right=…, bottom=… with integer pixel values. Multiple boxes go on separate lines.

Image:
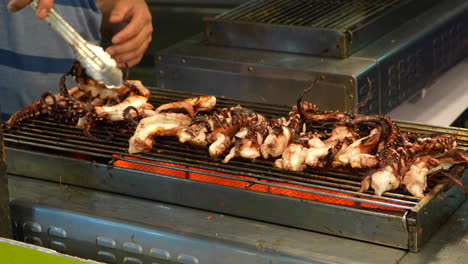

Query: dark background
left=129, top=0, right=249, bottom=86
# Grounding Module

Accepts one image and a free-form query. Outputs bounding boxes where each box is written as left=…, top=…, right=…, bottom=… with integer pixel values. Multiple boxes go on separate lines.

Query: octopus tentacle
left=351, top=77, right=372, bottom=116
left=4, top=101, right=42, bottom=129
left=60, top=66, right=94, bottom=113
left=123, top=106, right=140, bottom=125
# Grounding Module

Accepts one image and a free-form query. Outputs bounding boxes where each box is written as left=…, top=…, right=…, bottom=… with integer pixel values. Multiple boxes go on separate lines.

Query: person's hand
left=7, top=0, right=54, bottom=19
left=98, top=0, right=153, bottom=68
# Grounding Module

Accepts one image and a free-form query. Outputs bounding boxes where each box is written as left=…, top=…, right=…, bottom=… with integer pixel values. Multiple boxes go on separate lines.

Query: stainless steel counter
left=7, top=175, right=466, bottom=264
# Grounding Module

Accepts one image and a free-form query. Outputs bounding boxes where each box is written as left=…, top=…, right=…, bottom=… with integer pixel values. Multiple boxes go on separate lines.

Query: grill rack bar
left=219, top=0, right=406, bottom=29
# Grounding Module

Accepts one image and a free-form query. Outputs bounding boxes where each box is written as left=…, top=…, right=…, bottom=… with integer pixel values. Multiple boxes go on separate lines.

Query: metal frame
left=0, top=116, right=12, bottom=238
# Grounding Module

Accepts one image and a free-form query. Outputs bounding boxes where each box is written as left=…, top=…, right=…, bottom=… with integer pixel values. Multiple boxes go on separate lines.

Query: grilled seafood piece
left=332, top=127, right=381, bottom=168
left=274, top=143, right=309, bottom=172
left=154, top=96, right=216, bottom=117
left=128, top=96, right=217, bottom=154
left=128, top=113, right=193, bottom=154
left=222, top=119, right=269, bottom=163
left=5, top=61, right=152, bottom=136
left=207, top=106, right=263, bottom=158
left=360, top=133, right=467, bottom=197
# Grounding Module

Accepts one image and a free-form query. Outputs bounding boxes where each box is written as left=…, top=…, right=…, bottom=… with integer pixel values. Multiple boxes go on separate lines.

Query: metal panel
left=204, top=0, right=438, bottom=58
left=354, top=0, right=468, bottom=113
left=156, top=35, right=371, bottom=112
left=408, top=167, right=468, bottom=252
left=9, top=175, right=409, bottom=264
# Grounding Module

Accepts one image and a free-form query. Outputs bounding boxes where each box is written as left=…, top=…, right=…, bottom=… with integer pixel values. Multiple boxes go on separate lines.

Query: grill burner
left=204, top=0, right=437, bottom=57
left=4, top=87, right=467, bottom=252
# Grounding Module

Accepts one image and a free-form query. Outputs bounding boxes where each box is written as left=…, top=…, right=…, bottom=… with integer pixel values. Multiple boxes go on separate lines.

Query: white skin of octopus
left=128, top=113, right=192, bottom=154
left=260, top=126, right=292, bottom=159
left=274, top=143, right=308, bottom=172
left=360, top=165, right=400, bottom=196
left=223, top=128, right=263, bottom=163
left=333, top=128, right=380, bottom=168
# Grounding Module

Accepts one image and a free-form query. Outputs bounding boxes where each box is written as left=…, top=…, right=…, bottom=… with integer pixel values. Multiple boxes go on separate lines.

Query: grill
left=4, top=88, right=468, bottom=253
left=203, top=0, right=438, bottom=57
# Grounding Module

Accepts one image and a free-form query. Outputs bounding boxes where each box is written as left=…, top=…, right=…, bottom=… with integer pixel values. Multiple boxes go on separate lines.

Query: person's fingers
left=107, top=27, right=151, bottom=56
left=111, top=14, right=149, bottom=44
left=8, top=0, right=54, bottom=19
left=35, top=0, right=54, bottom=19
left=119, top=56, right=140, bottom=68
left=111, top=37, right=151, bottom=67
left=7, top=0, right=33, bottom=12
left=107, top=1, right=132, bottom=24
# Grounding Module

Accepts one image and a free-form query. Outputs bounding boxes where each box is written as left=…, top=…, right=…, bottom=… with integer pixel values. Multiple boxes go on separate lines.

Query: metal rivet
left=247, top=66, right=254, bottom=72
left=50, top=241, right=67, bottom=252
left=178, top=254, right=199, bottom=264
left=181, top=58, right=187, bottom=64
left=123, top=242, right=143, bottom=255
left=24, top=236, right=42, bottom=246
left=48, top=227, right=67, bottom=238
left=150, top=248, right=171, bottom=260
left=97, top=236, right=117, bottom=249
left=98, top=251, right=117, bottom=263
left=23, top=222, right=42, bottom=233
left=123, top=257, right=143, bottom=264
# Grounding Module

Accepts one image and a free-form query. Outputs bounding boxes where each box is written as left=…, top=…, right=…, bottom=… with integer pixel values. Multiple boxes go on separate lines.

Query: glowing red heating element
left=114, top=157, right=406, bottom=211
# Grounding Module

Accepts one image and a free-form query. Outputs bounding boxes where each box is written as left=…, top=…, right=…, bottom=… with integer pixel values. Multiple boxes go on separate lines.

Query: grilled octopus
left=5, top=61, right=153, bottom=136
left=127, top=96, right=217, bottom=154
left=8, top=69, right=466, bottom=198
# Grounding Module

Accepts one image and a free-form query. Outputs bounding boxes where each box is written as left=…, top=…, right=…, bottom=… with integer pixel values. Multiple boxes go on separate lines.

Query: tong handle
left=29, top=0, right=104, bottom=70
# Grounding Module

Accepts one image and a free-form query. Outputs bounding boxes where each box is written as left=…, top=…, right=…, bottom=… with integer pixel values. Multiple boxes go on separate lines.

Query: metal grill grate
left=204, top=0, right=438, bottom=57
left=3, top=87, right=467, bottom=252
left=4, top=88, right=467, bottom=209
left=219, top=0, right=405, bottom=29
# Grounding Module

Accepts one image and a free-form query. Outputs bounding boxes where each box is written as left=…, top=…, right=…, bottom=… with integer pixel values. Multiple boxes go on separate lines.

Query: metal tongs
left=29, top=0, right=123, bottom=88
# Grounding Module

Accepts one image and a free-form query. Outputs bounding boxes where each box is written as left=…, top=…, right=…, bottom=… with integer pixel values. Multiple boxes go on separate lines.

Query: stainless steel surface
left=156, top=36, right=374, bottom=113
left=7, top=175, right=407, bottom=264
left=203, top=0, right=437, bottom=58
left=29, top=0, right=123, bottom=88
left=3, top=88, right=467, bottom=251
left=0, top=114, right=12, bottom=238
left=8, top=175, right=468, bottom=264
left=155, top=0, right=468, bottom=114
